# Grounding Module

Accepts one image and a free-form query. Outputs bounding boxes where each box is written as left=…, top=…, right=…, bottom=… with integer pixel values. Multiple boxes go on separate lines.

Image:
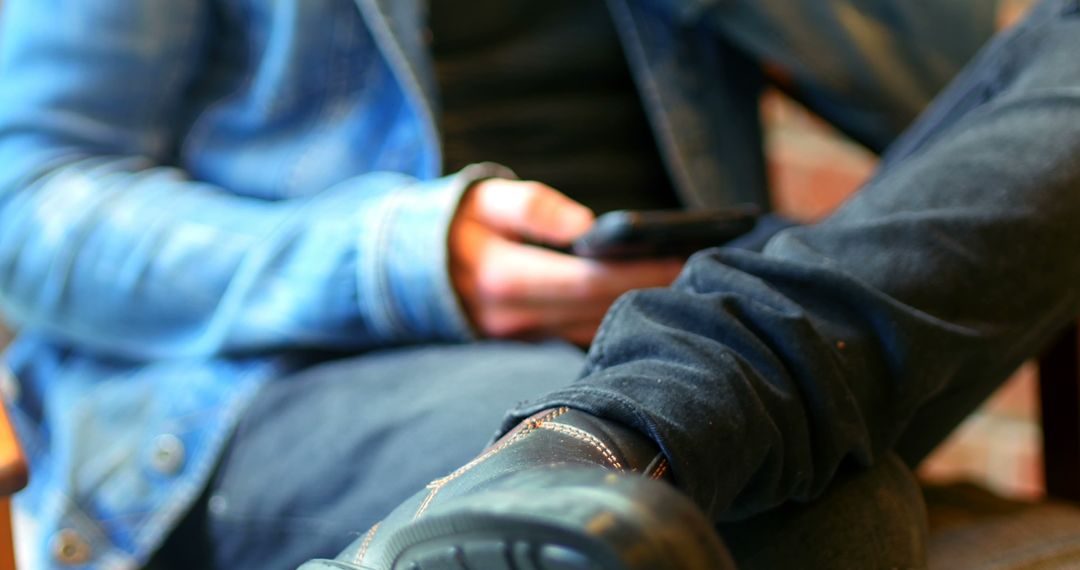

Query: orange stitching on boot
left=430, top=407, right=566, bottom=486
left=539, top=422, right=624, bottom=471
left=526, top=406, right=569, bottom=428
left=650, top=459, right=669, bottom=480
left=412, top=408, right=571, bottom=520
left=414, top=484, right=443, bottom=520
left=353, top=522, right=381, bottom=565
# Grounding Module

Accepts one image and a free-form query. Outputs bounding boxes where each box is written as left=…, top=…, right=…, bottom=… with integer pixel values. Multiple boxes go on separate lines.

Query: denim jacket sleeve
left=0, top=0, right=490, bottom=360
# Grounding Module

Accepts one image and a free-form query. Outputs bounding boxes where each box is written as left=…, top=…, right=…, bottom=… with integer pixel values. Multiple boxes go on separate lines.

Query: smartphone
left=571, top=206, right=760, bottom=259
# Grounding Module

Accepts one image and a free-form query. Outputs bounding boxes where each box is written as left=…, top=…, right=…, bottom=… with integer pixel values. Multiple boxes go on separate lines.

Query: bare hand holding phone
left=449, top=179, right=684, bottom=346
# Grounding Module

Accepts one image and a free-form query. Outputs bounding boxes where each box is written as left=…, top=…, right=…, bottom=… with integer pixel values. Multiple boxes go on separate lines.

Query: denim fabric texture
left=508, top=0, right=1080, bottom=524
left=150, top=342, right=586, bottom=570
left=0, top=0, right=999, bottom=567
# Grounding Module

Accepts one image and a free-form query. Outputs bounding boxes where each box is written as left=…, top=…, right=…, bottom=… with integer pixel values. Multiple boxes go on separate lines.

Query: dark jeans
left=510, top=0, right=1080, bottom=522
left=162, top=1, right=1080, bottom=568
left=150, top=343, right=587, bottom=570
left=152, top=343, right=926, bottom=570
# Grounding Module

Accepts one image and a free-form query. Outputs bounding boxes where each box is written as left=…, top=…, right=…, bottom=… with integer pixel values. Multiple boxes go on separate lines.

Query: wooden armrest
left=0, top=368, right=26, bottom=570
left=1039, top=322, right=1080, bottom=503
left=0, top=400, right=26, bottom=498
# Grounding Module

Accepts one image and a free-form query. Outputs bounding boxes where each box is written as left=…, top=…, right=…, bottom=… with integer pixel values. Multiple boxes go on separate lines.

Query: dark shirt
left=429, top=0, right=680, bottom=214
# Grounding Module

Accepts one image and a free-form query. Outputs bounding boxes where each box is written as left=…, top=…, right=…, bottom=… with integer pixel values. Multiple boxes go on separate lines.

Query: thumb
left=469, top=179, right=595, bottom=245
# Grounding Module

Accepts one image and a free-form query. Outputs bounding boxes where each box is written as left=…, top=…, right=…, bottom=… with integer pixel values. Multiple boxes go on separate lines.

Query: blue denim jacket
left=0, top=0, right=996, bottom=566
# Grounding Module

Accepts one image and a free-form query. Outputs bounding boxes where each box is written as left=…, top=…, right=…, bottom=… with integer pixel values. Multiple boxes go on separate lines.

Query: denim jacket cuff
left=358, top=162, right=517, bottom=344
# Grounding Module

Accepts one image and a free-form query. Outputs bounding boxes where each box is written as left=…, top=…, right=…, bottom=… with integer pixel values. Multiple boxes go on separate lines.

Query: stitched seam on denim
left=894, top=0, right=1056, bottom=167
left=539, top=422, right=624, bottom=471
left=366, top=190, right=411, bottom=340
left=353, top=522, right=381, bottom=565
left=412, top=407, right=570, bottom=520
left=285, top=10, right=356, bottom=197
left=356, top=0, right=442, bottom=174
left=604, top=0, right=702, bottom=208
left=129, top=371, right=270, bottom=562
left=178, top=4, right=259, bottom=174
left=650, top=459, right=669, bottom=480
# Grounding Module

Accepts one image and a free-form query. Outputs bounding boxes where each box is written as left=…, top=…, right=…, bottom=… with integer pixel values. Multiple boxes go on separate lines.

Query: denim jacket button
left=51, top=528, right=91, bottom=565
left=150, top=434, right=186, bottom=475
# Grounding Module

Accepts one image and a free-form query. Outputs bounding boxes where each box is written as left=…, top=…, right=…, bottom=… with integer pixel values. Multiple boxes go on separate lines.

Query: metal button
left=50, top=528, right=91, bottom=565
left=208, top=494, right=228, bottom=517
left=150, top=434, right=185, bottom=475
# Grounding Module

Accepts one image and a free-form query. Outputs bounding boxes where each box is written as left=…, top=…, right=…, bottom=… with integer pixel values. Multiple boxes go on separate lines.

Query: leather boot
left=298, top=407, right=734, bottom=570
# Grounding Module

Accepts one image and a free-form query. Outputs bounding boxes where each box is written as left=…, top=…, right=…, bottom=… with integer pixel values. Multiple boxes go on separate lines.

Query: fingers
left=467, top=179, right=595, bottom=246
left=471, top=302, right=609, bottom=340
left=450, top=178, right=685, bottom=345
left=463, top=238, right=683, bottom=340
left=514, top=321, right=599, bottom=349
left=481, top=240, right=684, bottom=304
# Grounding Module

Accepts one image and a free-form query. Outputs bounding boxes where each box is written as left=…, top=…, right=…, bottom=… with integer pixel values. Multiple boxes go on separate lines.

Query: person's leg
left=291, top=214, right=928, bottom=570
left=615, top=212, right=926, bottom=570
left=511, top=0, right=1080, bottom=521
left=303, top=1, right=1080, bottom=568
left=699, top=0, right=1001, bottom=150
left=718, top=454, right=927, bottom=569
left=148, top=341, right=585, bottom=570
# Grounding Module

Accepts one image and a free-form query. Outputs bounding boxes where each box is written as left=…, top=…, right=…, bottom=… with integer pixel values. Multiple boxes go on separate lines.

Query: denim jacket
left=0, top=0, right=996, bottom=566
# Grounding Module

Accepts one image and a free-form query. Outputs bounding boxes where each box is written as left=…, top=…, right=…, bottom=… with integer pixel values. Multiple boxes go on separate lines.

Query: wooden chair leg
left=1039, top=321, right=1080, bottom=503
left=0, top=380, right=27, bottom=570
left=0, top=498, right=13, bottom=570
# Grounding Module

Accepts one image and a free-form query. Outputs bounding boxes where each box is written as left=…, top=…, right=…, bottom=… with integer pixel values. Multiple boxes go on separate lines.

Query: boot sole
left=390, top=521, right=627, bottom=569
left=379, top=469, right=733, bottom=570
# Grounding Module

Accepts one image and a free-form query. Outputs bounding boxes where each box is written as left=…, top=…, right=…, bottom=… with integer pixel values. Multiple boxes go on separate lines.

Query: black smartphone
left=572, top=206, right=760, bottom=259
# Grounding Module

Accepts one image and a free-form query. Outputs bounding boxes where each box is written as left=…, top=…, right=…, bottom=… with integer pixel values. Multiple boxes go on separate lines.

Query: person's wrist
left=358, top=165, right=514, bottom=343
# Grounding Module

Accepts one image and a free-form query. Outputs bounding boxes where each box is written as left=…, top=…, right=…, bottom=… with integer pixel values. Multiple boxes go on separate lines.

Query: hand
left=449, top=178, right=684, bottom=346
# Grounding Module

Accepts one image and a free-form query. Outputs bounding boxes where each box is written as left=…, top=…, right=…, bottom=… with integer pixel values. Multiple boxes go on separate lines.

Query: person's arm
left=0, top=0, right=685, bottom=360
left=0, top=0, right=494, bottom=359
left=529, top=1, right=1080, bottom=520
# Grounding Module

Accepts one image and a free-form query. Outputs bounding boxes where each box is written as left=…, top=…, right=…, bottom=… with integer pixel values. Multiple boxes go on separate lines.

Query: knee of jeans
left=718, top=453, right=927, bottom=570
